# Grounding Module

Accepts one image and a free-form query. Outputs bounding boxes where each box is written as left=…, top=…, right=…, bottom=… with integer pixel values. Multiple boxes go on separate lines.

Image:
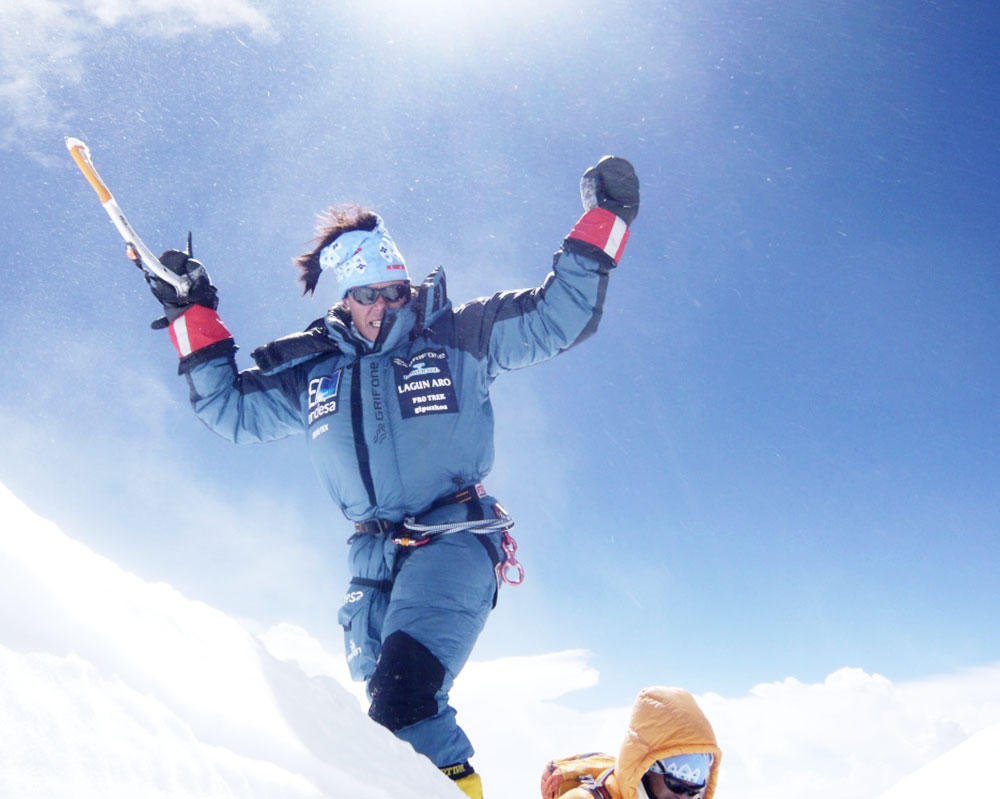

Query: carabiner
left=498, top=529, right=524, bottom=586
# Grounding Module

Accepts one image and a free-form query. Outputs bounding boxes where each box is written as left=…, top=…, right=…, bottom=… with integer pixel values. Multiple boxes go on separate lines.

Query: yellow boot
left=441, top=762, right=483, bottom=799
left=454, top=773, right=483, bottom=799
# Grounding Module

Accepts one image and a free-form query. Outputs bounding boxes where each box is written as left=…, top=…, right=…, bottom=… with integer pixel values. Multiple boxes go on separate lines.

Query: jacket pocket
left=337, top=578, right=391, bottom=682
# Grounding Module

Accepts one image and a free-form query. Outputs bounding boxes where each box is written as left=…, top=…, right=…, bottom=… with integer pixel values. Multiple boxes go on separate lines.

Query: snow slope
left=0, top=481, right=459, bottom=799
left=3, top=477, right=999, bottom=799
left=879, top=721, right=1000, bottom=799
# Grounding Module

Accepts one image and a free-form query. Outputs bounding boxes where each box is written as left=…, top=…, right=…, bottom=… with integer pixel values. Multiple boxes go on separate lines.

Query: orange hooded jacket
left=544, top=687, right=721, bottom=799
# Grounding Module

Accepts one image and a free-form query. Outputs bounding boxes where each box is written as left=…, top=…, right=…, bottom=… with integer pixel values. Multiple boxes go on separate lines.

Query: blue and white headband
left=318, top=216, right=409, bottom=297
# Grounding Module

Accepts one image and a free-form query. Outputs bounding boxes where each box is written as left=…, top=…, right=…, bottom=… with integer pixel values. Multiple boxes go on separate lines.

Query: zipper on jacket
left=349, top=361, right=378, bottom=508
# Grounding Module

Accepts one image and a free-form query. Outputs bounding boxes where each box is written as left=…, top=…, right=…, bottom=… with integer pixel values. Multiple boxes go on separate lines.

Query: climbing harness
left=351, top=485, right=525, bottom=586
left=396, top=506, right=524, bottom=586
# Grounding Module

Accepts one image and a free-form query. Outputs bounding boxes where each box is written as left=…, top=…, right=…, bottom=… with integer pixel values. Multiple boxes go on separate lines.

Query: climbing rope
left=396, top=509, right=524, bottom=586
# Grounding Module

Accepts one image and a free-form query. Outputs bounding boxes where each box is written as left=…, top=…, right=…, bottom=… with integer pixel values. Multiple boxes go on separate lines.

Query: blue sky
left=1, top=0, right=998, bottom=709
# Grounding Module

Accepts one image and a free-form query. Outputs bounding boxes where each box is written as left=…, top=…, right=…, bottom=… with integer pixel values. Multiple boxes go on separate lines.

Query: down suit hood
left=613, top=687, right=721, bottom=799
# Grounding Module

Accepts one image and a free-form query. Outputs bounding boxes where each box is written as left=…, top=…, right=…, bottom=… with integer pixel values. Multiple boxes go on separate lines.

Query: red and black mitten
left=567, top=155, right=640, bottom=267
left=146, top=249, right=232, bottom=360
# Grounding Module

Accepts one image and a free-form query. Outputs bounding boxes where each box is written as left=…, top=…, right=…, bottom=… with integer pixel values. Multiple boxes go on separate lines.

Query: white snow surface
left=878, top=722, right=1000, bottom=799
left=2, top=478, right=1000, bottom=799
left=0, top=481, right=458, bottom=799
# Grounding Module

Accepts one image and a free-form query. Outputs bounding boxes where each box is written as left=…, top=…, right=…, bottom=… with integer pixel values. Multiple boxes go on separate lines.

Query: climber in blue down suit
left=143, top=156, right=639, bottom=798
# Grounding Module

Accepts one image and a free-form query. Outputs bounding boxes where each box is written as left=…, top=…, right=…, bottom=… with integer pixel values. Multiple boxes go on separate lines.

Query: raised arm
left=455, top=156, right=639, bottom=376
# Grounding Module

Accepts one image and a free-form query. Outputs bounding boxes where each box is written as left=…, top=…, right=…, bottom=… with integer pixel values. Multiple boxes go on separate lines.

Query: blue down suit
left=174, top=235, right=614, bottom=768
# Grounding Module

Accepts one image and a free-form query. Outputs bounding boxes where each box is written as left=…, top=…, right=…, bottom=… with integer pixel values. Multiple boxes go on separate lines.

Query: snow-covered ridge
left=879, top=721, right=1000, bottom=799
left=0, top=481, right=458, bottom=799
left=2, top=479, right=999, bottom=799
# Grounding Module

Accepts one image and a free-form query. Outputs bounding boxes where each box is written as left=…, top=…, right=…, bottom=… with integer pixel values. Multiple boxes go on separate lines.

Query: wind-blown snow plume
left=0, top=0, right=269, bottom=151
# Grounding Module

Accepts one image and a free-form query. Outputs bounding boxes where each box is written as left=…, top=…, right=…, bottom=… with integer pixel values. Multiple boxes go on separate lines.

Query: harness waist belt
left=426, top=482, right=487, bottom=512
left=352, top=518, right=399, bottom=536
left=353, top=483, right=486, bottom=537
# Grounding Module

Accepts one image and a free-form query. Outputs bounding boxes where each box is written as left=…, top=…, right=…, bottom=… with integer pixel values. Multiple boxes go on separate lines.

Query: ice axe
left=65, top=137, right=191, bottom=297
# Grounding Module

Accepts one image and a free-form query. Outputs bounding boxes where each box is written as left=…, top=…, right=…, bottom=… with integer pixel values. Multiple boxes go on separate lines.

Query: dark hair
left=294, top=203, right=379, bottom=295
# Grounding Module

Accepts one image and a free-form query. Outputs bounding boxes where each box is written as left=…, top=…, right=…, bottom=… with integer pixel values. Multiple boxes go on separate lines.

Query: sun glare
left=359, top=0, right=571, bottom=49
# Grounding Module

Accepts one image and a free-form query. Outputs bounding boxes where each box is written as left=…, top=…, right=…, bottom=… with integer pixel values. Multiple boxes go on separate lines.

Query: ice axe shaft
left=65, top=137, right=190, bottom=297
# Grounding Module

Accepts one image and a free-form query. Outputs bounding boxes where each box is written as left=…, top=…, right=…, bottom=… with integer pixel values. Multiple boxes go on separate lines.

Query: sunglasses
left=646, top=761, right=709, bottom=799
left=348, top=283, right=411, bottom=305
left=661, top=775, right=706, bottom=798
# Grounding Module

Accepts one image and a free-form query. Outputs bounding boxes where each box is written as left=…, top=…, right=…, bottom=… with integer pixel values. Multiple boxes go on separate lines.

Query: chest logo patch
left=393, top=349, right=458, bottom=418
left=308, top=369, right=342, bottom=425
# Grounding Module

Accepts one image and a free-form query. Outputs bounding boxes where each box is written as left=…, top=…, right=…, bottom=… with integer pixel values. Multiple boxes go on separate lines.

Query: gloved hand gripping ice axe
left=65, top=137, right=191, bottom=298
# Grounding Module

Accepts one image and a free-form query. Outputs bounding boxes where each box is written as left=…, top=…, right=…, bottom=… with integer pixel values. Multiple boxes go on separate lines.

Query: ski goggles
left=348, top=283, right=411, bottom=305
left=645, top=758, right=712, bottom=799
